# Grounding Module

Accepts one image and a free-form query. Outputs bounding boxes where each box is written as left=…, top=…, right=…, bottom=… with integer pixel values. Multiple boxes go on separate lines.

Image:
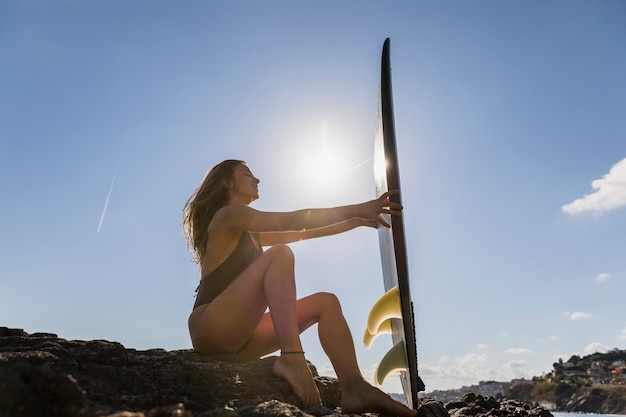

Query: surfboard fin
left=363, top=317, right=394, bottom=348
left=374, top=340, right=408, bottom=386
left=365, top=286, right=401, bottom=335
left=363, top=286, right=401, bottom=348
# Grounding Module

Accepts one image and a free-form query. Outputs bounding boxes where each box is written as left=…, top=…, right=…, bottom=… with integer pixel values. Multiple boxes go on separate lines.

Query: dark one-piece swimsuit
left=193, top=231, right=263, bottom=310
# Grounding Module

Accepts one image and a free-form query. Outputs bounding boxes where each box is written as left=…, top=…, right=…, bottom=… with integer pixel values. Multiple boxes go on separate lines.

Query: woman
left=183, top=159, right=415, bottom=416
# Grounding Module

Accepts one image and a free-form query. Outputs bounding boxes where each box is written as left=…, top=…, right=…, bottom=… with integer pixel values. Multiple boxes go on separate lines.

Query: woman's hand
left=360, top=218, right=380, bottom=229
left=357, top=190, right=403, bottom=229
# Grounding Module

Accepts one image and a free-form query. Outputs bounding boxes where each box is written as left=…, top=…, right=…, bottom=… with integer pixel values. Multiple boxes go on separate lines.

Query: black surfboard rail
left=378, top=37, right=424, bottom=408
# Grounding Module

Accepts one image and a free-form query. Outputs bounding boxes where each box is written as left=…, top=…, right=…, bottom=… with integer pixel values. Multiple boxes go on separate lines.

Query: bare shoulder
left=211, top=203, right=257, bottom=232
left=212, top=204, right=289, bottom=234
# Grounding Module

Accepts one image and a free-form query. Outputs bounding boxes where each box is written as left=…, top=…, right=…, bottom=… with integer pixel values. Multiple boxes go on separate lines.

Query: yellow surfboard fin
left=363, top=318, right=394, bottom=349
left=365, top=286, right=401, bottom=335
left=374, top=340, right=408, bottom=386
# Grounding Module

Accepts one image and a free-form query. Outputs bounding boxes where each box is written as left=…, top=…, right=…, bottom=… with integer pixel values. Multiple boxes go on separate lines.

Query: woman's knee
left=313, top=291, right=342, bottom=313
left=296, top=292, right=342, bottom=326
left=266, top=244, right=294, bottom=263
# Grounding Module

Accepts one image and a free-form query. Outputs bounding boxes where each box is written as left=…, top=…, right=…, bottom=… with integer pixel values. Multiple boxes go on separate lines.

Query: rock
left=444, top=394, right=551, bottom=417
left=0, top=363, right=88, bottom=417
left=0, top=327, right=339, bottom=416
left=416, top=398, right=450, bottom=417
left=564, top=386, right=626, bottom=415
left=0, top=327, right=553, bottom=417
left=237, top=400, right=315, bottom=417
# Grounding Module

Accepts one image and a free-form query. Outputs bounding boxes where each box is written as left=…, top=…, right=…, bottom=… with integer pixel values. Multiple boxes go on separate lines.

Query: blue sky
left=2, top=1, right=626, bottom=393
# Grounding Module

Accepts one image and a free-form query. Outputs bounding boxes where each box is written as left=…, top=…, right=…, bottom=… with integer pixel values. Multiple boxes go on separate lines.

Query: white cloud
left=571, top=312, right=593, bottom=320
left=584, top=342, right=609, bottom=355
left=562, top=158, right=626, bottom=214
left=440, top=356, right=450, bottom=363
left=419, top=363, right=485, bottom=392
left=595, top=273, right=612, bottom=283
left=502, top=360, right=533, bottom=378
left=318, top=362, right=337, bottom=378
left=419, top=355, right=536, bottom=392
left=550, top=336, right=560, bottom=341
left=457, top=353, right=489, bottom=370
left=419, top=354, right=494, bottom=392
left=476, top=344, right=489, bottom=350
left=506, top=348, right=532, bottom=355
left=619, top=328, right=626, bottom=340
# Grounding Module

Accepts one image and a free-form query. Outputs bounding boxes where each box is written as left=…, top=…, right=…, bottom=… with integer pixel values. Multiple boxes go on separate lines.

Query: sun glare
left=300, top=124, right=346, bottom=189
left=286, top=121, right=373, bottom=202
left=305, top=145, right=342, bottom=187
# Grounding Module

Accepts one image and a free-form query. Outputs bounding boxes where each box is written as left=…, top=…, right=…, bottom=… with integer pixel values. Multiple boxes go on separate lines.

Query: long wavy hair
left=183, top=159, right=246, bottom=267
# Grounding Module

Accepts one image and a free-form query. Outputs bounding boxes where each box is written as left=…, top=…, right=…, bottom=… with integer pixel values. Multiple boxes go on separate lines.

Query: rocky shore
left=0, top=327, right=552, bottom=417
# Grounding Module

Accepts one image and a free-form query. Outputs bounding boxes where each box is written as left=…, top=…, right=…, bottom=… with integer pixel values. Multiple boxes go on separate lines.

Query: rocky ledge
left=0, top=327, right=552, bottom=417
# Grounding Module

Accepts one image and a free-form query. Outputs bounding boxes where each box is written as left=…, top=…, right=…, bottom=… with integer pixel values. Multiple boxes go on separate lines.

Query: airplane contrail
left=346, top=156, right=374, bottom=172
left=97, top=163, right=119, bottom=234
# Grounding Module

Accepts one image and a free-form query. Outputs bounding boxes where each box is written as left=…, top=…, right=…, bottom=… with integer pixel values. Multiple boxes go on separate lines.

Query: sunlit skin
left=188, top=162, right=416, bottom=416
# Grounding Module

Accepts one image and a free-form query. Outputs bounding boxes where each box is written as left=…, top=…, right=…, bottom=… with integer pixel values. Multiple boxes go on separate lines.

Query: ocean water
left=552, top=413, right=625, bottom=417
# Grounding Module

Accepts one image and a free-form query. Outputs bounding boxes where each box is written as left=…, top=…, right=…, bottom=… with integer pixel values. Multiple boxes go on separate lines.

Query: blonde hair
left=182, top=159, right=246, bottom=266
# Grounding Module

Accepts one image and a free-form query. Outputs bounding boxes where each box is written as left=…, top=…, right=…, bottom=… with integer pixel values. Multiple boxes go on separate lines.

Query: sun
left=288, top=121, right=371, bottom=200
left=299, top=123, right=346, bottom=190
left=304, top=145, right=343, bottom=188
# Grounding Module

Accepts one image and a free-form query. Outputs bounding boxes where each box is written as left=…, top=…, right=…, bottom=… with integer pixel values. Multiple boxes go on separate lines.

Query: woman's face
left=227, top=163, right=260, bottom=203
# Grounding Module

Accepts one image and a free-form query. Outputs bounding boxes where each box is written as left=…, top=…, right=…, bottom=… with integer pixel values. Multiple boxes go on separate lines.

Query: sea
left=552, top=413, right=625, bottom=417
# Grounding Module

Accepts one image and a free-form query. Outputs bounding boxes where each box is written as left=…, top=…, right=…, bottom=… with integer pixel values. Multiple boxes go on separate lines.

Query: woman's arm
left=213, top=190, right=401, bottom=237
left=257, top=217, right=378, bottom=246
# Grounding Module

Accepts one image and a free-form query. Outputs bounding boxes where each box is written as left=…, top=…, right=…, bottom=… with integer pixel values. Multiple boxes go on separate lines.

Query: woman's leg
left=238, top=292, right=416, bottom=416
left=238, top=293, right=360, bottom=376
left=308, top=294, right=416, bottom=416
left=188, top=244, right=321, bottom=407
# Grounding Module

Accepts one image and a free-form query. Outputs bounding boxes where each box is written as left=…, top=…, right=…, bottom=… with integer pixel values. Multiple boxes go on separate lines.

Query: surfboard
left=364, top=38, right=424, bottom=409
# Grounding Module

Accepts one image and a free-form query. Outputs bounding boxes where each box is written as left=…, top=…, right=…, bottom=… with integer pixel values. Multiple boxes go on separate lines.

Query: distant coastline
left=425, top=349, right=626, bottom=414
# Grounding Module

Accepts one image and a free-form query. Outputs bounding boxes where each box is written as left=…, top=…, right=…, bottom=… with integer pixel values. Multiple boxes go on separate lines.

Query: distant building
left=588, top=361, right=610, bottom=384
left=426, top=387, right=469, bottom=403
left=510, top=378, right=530, bottom=388
left=427, top=381, right=508, bottom=403
left=478, top=381, right=505, bottom=398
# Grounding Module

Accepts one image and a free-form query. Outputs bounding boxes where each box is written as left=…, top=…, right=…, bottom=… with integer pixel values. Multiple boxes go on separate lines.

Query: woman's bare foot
left=340, top=378, right=416, bottom=416
left=272, top=353, right=322, bottom=409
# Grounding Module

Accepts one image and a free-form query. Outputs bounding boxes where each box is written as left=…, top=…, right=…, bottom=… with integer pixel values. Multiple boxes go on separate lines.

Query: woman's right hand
left=357, top=190, right=403, bottom=228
